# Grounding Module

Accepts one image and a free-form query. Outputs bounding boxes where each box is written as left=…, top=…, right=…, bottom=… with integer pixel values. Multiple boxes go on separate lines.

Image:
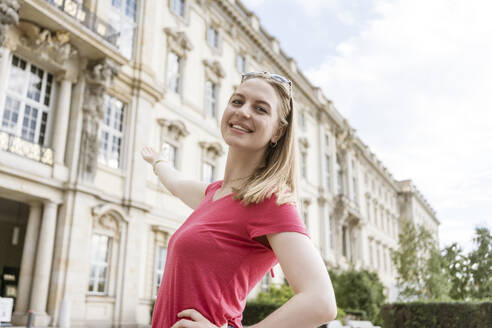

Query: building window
left=236, top=54, right=246, bottom=73
left=170, top=0, right=185, bottom=17
left=325, top=154, right=331, bottom=191
left=261, top=272, right=270, bottom=291
left=329, top=215, right=335, bottom=250
left=336, top=156, right=343, bottom=195
left=342, top=226, right=348, bottom=258
left=163, top=142, right=177, bottom=168
left=369, top=241, right=373, bottom=267
left=167, top=52, right=181, bottom=93
left=99, top=95, right=125, bottom=168
left=155, top=245, right=167, bottom=296
left=202, top=162, right=214, bottom=183
left=204, top=80, right=217, bottom=117
left=88, top=234, right=111, bottom=295
left=110, top=0, right=137, bottom=58
left=301, top=152, right=307, bottom=179
left=1, top=55, right=54, bottom=145
left=207, top=25, right=219, bottom=48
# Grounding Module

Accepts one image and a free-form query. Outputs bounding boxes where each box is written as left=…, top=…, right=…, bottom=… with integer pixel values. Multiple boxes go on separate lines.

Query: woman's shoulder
left=205, top=180, right=223, bottom=196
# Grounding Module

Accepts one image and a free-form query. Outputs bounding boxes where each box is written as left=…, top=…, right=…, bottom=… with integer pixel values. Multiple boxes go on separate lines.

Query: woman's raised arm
left=141, top=146, right=208, bottom=210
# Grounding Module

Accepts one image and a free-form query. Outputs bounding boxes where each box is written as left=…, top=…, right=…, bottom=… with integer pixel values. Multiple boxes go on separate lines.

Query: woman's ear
left=271, top=125, right=286, bottom=143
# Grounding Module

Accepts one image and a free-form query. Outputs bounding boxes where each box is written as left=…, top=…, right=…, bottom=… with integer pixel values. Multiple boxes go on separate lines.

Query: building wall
left=0, top=0, right=440, bottom=326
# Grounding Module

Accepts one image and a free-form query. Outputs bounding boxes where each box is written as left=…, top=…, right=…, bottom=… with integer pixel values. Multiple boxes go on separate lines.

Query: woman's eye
left=232, top=99, right=242, bottom=105
left=257, top=107, right=267, bottom=113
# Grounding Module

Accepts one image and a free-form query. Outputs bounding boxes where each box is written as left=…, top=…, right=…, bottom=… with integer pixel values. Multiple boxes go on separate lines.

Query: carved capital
left=203, top=59, right=225, bottom=83
left=164, top=28, right=193, bottom=58
left=199, top=141, right=224, bottom=160
left=0, top=0, right=20, bottom=47
left=157, top=118, right=189, bottom=142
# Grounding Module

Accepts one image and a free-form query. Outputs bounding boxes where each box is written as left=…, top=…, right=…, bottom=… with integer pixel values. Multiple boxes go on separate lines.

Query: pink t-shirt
left=152, top=180, right=310, bottom=328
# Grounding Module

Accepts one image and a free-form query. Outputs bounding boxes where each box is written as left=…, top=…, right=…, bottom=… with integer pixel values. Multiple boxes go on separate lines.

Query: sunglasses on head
left=241, top=71, right=293, bottom=97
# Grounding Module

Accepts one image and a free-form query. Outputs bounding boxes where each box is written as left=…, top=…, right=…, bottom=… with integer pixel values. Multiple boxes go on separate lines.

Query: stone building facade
left=0, top=0, right=439, bottom=326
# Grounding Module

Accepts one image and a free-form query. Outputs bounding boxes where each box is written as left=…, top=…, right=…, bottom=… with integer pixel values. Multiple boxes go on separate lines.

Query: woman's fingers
left=171, top=318, right=194, bottom=328
left=178, top=309, right=206, bottom=321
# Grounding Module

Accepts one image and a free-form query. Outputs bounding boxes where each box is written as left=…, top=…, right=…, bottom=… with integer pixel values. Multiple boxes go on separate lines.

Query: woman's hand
left=171, top=309, right=221, bottom=328
left=140, top=146, right=159, bottom=165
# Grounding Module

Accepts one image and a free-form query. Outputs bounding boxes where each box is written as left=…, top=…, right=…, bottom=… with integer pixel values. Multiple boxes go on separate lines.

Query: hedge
left=381, top=302, right=492, bottom=328
left=243, top=301, right=281, bottom=326
left=243, top=300, right=345, bottom=328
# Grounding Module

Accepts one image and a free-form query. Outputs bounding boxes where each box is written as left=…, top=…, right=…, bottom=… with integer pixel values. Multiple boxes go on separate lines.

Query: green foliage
left=392, top=218, right=450, bottom=300
left=468, top=227, right=492, bottom=300
left=254, top=283, right=295, bottom=304
left=441, top=242, right=472, bottom=300
left=243, top=301, right=280, bottom=326
left=242, top=284, right=293, bottom=325
left=440, top=226, right=492, bottom=301
left=329, top=269, right=386, bottom=323
left=336, top=307, right=346, bottom=323
left=380, top=301, right=492, bottom=328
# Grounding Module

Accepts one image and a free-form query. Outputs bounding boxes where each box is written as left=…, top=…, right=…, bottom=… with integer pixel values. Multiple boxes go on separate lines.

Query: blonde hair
left=231, top=76, right=298, bottom=206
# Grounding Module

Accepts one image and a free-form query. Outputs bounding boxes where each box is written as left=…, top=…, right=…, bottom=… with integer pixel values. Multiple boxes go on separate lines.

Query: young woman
left=141, top=72, right=337, bottom=328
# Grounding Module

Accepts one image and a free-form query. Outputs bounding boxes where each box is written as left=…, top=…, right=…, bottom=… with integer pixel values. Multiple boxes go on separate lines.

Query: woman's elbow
left=316, top=295, right=337, bottom=323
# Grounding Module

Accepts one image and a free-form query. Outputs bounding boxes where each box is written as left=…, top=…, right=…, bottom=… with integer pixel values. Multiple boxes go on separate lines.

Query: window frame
left=98, top=94, right=126, bottom=169
left=154, top=245, right=167, bottom=297
left=204, top=80, right=217, bottom=118
left=0, top=54, right=56, bottom=147
left=109, top=0, right=138, bottom=59
left=166, top=51, right=182, bottom=94
left=202, top=161, right=215, bottom=184
left=88, top=233, right=112, bottom=295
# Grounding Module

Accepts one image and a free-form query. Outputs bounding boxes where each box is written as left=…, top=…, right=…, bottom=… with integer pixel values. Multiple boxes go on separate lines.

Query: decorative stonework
left=163, top=28, right=193, bottom=58
left=199, top=141, right=224, bottom=160
left=0, top=0, right=19, bottom=48
left=336, top=122, right=356, bottom=154
left=16, top=21, right=77, bottom=65
left=298, top=137, right=309, bottom=153
left=78, top=58, right=120, bottom=182
left=203, top=59, right=225, bottom=83
left=91, top=203, right=128, bottom=241
left=157, top=118, right=189, bottom=142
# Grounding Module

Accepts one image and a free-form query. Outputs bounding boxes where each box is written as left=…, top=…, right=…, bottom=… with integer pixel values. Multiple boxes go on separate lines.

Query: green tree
left=254, top=283, right=294, bottom=304
left=441, top=242, right=471, bottom=300
left=329, top=269, right=386, bottom=323
left=392, top=218, right=449, bottom=300
left=468, top=226, right=492, bottom=299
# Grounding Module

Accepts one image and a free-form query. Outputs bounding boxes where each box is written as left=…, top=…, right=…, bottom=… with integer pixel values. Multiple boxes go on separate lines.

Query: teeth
left=231, top=124, right=251, bottom=132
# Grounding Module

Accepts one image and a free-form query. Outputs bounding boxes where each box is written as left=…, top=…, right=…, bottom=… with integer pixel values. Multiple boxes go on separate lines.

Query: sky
left=243, top=0, right=492, bottom=253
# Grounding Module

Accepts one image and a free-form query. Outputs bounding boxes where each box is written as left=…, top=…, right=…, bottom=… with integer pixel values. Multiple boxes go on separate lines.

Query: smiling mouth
left=229, top=123, right=253, bottom=133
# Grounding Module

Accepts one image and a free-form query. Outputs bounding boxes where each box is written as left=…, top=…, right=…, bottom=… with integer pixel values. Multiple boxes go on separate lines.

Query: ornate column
left=0, top=0, right=19, bottom=49
left=29, top=201, right=58, bottom=326
left=78, top=58, right=119, bottom=182
left=12, top=203, right=42, bottom=325
left=52, top=78, right=74, bottom=165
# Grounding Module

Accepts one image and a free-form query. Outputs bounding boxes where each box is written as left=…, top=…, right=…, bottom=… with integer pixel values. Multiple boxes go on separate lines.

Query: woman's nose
left=236, top=103, right=251, bottom=118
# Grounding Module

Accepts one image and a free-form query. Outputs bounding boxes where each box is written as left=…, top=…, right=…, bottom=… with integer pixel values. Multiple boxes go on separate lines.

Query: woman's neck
left=221, top=147, right=265, bottom=189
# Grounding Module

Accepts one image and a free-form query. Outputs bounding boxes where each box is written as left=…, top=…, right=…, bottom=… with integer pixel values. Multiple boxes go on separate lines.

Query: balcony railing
left=0, top=131, right=53, bottom=165
left=45, top=0, right=120, bottom=47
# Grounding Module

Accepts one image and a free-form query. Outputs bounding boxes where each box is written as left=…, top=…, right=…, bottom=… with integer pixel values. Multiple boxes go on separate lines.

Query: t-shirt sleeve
left=246, top=201, right=311, bottom=240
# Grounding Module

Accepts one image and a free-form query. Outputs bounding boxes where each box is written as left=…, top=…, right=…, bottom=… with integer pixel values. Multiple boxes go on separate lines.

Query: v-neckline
left=211, top=181, right=233, bottom=203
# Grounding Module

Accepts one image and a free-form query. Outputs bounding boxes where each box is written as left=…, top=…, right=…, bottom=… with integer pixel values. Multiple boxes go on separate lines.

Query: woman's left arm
left=250, top=232, right=337, bottom=328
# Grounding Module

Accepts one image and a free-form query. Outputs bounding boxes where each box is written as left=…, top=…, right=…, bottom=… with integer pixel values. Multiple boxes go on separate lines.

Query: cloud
left=306, top=0, right=492, bottom=251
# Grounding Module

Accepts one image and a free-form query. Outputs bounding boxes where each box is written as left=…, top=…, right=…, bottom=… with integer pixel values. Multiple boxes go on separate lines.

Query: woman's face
left=220, top=78, right=283, bottom=153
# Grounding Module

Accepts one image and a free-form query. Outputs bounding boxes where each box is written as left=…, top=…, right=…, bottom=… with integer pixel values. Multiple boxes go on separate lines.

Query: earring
left=270, top=141, right=277, bottom=148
